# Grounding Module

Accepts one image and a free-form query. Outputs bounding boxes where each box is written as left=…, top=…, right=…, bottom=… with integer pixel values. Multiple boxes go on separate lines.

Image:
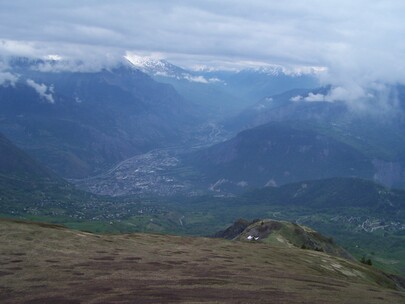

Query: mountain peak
left=124, top=54, right=185, bottom=77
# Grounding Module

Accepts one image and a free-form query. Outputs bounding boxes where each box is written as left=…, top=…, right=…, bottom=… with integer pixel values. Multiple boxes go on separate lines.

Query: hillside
left=0, top=132, right=128, bottom=221
left=0, top=132, right=57, bottom=181
left=225, top=87, right=343, bottom=131
left=215, top=219, right=354, bottom=260
left=0, top=59, right=200, bottom=178
left=0, top=131, right=70, bottom=215
left=165, top=178, right=405, bottom=275
left=0, top=219, right=404, bottom=303
left=242, top=177, right=405, bottom=212
left=185, top=122, right=374, bottom=191
left=224, top=86, right=405, bottom=188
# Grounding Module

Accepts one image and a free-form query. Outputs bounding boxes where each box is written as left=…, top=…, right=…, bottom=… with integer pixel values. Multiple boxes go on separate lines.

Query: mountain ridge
left=185, top=121, right=374, bottom=190
left=0, top=59, right=201, bottom=178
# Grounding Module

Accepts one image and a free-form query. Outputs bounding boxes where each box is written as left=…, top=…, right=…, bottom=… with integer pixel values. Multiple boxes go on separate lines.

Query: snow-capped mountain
left=125, top=54, right=186, bottom=78
left=125, top=54, right=223, bottom=85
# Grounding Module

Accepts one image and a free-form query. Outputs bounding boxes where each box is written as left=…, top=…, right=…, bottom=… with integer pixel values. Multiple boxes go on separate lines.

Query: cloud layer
left=1, top=1, right=405, bottom=90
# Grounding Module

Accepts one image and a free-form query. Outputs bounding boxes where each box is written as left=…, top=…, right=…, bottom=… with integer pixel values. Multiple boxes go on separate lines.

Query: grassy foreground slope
left=0, top=219, right=404, bottom=304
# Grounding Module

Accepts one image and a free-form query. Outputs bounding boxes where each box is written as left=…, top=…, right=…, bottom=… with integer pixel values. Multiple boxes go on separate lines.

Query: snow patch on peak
left=124, top=52, right=181, bottom=76
left=248, top=65, right=285, bottom=76
left=125, top=52, right=224, bottom=84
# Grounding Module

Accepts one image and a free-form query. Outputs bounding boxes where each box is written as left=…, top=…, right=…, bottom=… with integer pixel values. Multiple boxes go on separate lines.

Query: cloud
left=290, top=84, right=401, bottom=116
left=0, top=0, right=405, bottom=105
left=34, top=57, right=121, bottom=73
left=0, top=2, right=398, bottom=66
left=0, top=71, right=18, bottom=86
left=0, top=60, right=19, bottom=86
left=304, top=93, right=327, bottom=102
left=290, top=95, right=302, bottom=102
left=292, top=87, right=367, bottom=103
left=183, top=75, right=209, bottom=84
left=26, top=79, right=55, bottom=103
left=0, top=40, right=124, bottom=72
left=183, top=74, right=222, bottom=84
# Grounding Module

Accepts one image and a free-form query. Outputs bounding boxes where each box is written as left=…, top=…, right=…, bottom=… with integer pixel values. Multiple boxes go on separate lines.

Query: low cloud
left=304, top=93, right=327, bottom=102
left=0, top=60, right=19, bottom=86
left=290, top=95, right=303, bottom=102
left=290, top=84, right=400, bottom=115
left=26, top=79, right=55, bottom=103
left=0, top=71, right=18, bottom=86
left=34, top=55, right=123, bottom=73
left=183, top=74, right=222, bottom=84
left=292, top=86, right=373, bottom=104
left=0, top=40, right=124, bottom=73
left=183, top=75, right=209, bottom=84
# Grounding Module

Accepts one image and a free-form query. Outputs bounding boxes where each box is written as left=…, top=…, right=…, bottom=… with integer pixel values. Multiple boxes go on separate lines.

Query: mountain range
left=0, top=58, right=200, bottom=178
left=185, top=121, right=375, bottom=190
left=182, top=85, right=405, bottom=191
left=128, top=55, right=320, bottom=117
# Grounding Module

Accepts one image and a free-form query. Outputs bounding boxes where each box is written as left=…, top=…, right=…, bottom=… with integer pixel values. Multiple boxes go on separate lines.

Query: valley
left=72, top=122, right=229, bottom=197
left=72, top=148, right=192, bottom=197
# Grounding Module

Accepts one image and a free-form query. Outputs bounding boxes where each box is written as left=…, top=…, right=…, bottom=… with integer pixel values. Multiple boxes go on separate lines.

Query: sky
left=1, top=0, right=405, bottom=94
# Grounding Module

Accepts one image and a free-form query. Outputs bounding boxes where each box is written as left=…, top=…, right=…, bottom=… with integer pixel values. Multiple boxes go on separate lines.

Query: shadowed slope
left=0, top=132, right=57, bottom=180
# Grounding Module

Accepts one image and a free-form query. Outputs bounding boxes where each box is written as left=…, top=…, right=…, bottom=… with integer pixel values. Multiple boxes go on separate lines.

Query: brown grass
left=0, top=218, right=404, bottom=304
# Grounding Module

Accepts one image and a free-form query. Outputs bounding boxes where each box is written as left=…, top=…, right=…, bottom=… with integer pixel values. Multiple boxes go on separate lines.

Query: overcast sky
left=1, top=0, right=405, bottom=88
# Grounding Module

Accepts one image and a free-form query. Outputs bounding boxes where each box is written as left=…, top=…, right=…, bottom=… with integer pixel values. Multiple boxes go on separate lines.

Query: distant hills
left=0, top=58, right=200, bottom=178
left=0, top=131, right=94, bottom=216
left=183, top=84, right=405, bottom=190
left=3, top=56, right=405, bottom=191
left=185, top=122, right=375, bottom=190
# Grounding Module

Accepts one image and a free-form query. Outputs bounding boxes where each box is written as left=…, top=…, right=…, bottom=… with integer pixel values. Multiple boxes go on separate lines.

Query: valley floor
left=0, top=219, right=404, bottom=303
